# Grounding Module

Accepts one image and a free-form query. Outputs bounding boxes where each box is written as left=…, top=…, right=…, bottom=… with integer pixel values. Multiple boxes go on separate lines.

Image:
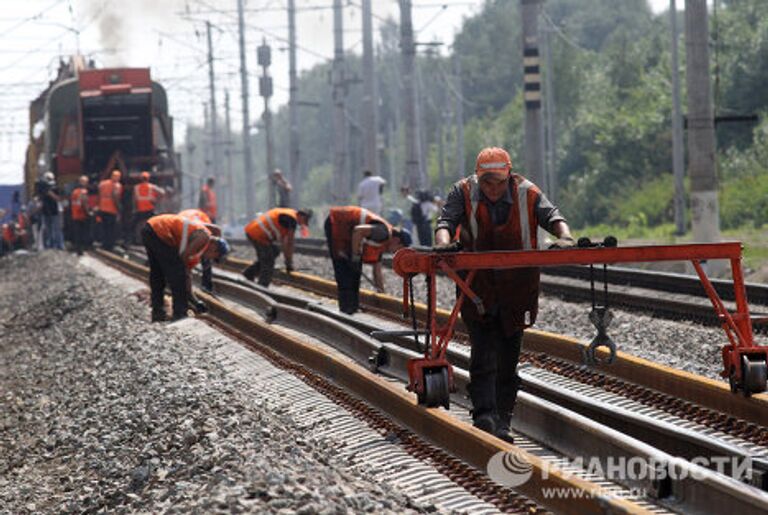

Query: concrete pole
left=542, top=22, right=557, bottom=201
left=684, top=0, right=720, bottom=244
left=453, top=56, right=465, bottom=180
left=224, top=90, right=234, bottom=224
left=361, top=0, right=378, bottom=175
left=288, top=0, right=299, bottom=206
left=237, top=0, right=255, bottom=217
left=203, top=102, right=210, bottom=180
left=521, top=0, right=544, bottom=188
left=671, top=0, right=686, bottom=235
left=399, top=0, right=420, bottom=191
left=258, top=39, right=276, bottom=209
left=206, top=21, right=219, bottom=191
left=332, top=0, right=348, bottom=201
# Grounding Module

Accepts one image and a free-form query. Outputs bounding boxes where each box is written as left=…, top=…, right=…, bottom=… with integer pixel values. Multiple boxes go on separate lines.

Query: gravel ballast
left=0, top=251, right=437, bottom=513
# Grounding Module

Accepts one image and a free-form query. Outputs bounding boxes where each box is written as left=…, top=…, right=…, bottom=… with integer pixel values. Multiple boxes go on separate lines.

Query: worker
left=133, top=171, right=165, bottom=243
left=271, top=169, right=293, bottom=208
left=179, top=208, right=215, bottom=292
left=324, top=206, right=412, bottom=314
left=434, top=146, right=574, bottom=443
left=70, top=175, right=92, bottom=256
left=141, top=213, right=230, bottom=322
left=98, top=170, right=123, bottom=251
left=242, top=208, right=313, bottom=287
left=198, top=177, right=218, bottom=223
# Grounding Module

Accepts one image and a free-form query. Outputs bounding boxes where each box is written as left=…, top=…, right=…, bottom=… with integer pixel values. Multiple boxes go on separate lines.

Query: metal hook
left=583, top=306, right=617, bottom=365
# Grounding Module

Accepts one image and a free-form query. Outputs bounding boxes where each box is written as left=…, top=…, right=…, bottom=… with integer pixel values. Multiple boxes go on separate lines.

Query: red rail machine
left=392, top=241, right=768, bottom=408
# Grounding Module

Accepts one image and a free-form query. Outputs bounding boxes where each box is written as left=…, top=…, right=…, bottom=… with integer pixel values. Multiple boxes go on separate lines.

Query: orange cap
left=111, top=170, right=121, bottom=180
left=475, top=147, right=511, bottom=179
left=140, top=171, right=150, bottom=181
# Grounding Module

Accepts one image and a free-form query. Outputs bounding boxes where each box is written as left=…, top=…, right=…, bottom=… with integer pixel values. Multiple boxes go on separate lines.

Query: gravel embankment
left=289, top=253, right=726, bottom=381
left=0, top=251, right=429, bottom=513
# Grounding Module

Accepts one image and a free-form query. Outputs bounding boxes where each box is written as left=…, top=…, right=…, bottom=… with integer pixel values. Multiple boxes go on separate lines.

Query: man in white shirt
left=356, top=170, right=387, bottom=214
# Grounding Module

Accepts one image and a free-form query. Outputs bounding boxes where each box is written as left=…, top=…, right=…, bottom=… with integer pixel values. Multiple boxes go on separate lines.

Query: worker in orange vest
left=179, top=208, right=215, bottom=292
left=132, top=171, right=165, bottom=243
left=324, top=206, right=411, bottom=314
left=243, top=208, right=312, bottom=287
left=98, top=170, right=123, bottom=251
left=70, top=175, right=92, bottom=256
left=142, top=213, right=230, bottom=321
left=198, top=177, right=218, bottom=223
left=1, top=222, right=14, bottom=256
left=434, top=146, right=574, bottom=442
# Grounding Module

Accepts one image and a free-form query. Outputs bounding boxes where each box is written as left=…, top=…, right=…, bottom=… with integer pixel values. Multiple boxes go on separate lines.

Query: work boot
left=495, top=413, right=515, bottom=444
left=472, top=412, right=497, bottom=436
left=151, top=310, right=168, bottom=323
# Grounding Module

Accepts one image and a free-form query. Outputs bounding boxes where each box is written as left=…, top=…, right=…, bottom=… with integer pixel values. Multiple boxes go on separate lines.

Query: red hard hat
left=475, top=147, right=512, bottom=179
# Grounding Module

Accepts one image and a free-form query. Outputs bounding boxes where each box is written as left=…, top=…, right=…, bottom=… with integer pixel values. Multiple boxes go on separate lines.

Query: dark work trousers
left=324, top=217, right=361, bottom=314
left=465, top=316, right=523, bottom=425
left=100, top=212, right=118, bottom=251
left=72, top=219, right=89, bottom=255
left=243, top=239, right=280, bottom=287
left=142, top=224, right=188, bottom=319
left=416, top=220, right=433, bottom=246
left=132, top=210, right=154, bottom=245
left=200, top=257, right=213, bottom=291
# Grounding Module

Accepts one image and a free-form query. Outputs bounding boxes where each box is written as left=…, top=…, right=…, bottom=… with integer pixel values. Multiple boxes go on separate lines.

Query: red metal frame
left=393, top=243, right=768, bottom=395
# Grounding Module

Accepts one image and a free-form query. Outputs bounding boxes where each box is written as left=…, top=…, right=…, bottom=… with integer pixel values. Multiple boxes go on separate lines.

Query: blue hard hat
left=395, top=228, right=412, bottom=247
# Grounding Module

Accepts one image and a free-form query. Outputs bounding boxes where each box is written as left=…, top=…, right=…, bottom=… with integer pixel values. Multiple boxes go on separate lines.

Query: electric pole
left=399, top=0, right=420, bottom=191
left=685, top=0, right=720, bottom=245
left=332, top=0, right=348, bottom=201
left=361, top=0, right=378, bottom=175
left=670, top=0, right=686, bottom=235
left=521, top=0, right=545, bottom=188
left=453, top=56, right=465, bottom=180
left=288, top=0, right=299, bottom=206
left=542, top=20, right=557, bottom=201
left=237, top=0, right=255, bottom=217
left=258, top=39, right=275, bottom=208
left=224, top=90, right=234, bottom=223
left=203, top=101, right=210, bottom=180
left=206, top=21, right=219, bottom=193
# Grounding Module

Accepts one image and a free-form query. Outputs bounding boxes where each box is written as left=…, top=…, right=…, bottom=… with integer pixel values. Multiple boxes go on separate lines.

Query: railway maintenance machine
left=392, top=240, right=768, bottom=408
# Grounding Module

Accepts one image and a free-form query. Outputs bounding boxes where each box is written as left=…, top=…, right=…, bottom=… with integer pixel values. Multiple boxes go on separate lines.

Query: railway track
left=98, top=248, right=768, bottom=513
left=230, top=237, right=768, bottom=329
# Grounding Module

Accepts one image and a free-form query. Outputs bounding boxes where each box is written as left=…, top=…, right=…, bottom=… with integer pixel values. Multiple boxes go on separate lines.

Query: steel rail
left=91, top=249, right=656, bottom=514
left=98, top=249, right=768, bottom=513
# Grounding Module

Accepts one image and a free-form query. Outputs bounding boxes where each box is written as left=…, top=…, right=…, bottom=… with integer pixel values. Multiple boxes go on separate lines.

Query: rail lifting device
left=391, top=241, right=768, bottom=408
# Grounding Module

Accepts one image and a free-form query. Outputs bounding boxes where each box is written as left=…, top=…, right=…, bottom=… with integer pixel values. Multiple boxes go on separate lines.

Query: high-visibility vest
left=458, top=173, right=541, bottom=331
left=98, top=179, right=122, bottom=214
left=70, top=187, right=89, bottom=221
left=148, top=214, right=211, bottom=268
left=1, top=224, right=13, bottom=244
left=244, top=208, right=297, bottom=245
left=200, top=184, right=217, bottom=220
left=134, top=182, right=159, bottom=213
left=328, top=206, right=392, bottom=264
left=178, top=208, right=211, bottom=224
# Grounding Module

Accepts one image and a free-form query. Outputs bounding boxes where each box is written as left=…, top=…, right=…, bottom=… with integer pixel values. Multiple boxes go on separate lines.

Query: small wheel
left=423, top=368, right=450, bottom=409
left=741, top=355, right=768, bottom=397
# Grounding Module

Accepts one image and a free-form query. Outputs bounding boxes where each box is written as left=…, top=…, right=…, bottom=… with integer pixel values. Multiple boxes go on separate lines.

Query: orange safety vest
left=200, top=184, right=217, bottom=220
left=458, top=173, right=541, bottom=332
left=148, top=214, right=212, bottom=269
left=1, top=224, right=13, bottom=244
left=70, top=187, right=89, bottom=221
left=244, top=208, right=297, bottom=245
left=134, top=182, right=160, bottom=213
left=98, top=179, right=122, bottom=214
left=178, top=208, right=211, bottom=224
left=328, top=206, right=392, bottom=264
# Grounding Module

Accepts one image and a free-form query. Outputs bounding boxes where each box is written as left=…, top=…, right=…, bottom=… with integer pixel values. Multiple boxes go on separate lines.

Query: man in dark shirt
left=36, top=172, right=64, bottom=250
left=434, top=146, right=574, bottom=442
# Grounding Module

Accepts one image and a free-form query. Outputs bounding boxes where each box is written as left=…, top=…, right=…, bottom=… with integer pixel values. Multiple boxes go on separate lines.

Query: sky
left=0, top=0, right=671, bottom=185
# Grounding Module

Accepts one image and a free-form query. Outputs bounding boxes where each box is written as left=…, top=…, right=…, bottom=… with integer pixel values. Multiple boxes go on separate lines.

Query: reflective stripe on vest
left=465, top=174, right=536, bottom=250
left=254, top=213, right=280, bottom=242
left=178, top=218, right=192, bottom=257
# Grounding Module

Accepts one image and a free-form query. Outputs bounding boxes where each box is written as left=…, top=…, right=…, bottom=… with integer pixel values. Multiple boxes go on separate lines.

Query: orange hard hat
left=140, top=171, right=150, bottom=181
left=111, top=170, right=121, bottom=180
left=475, top=147, right=512, bottom=179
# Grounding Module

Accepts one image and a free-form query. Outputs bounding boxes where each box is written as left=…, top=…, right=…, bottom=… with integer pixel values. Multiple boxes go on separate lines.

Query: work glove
left=432, top=241, right=462, bottom=253
left=548, top=236, right=576, bottom=249
left=190, top=298, right=208, bottom=314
